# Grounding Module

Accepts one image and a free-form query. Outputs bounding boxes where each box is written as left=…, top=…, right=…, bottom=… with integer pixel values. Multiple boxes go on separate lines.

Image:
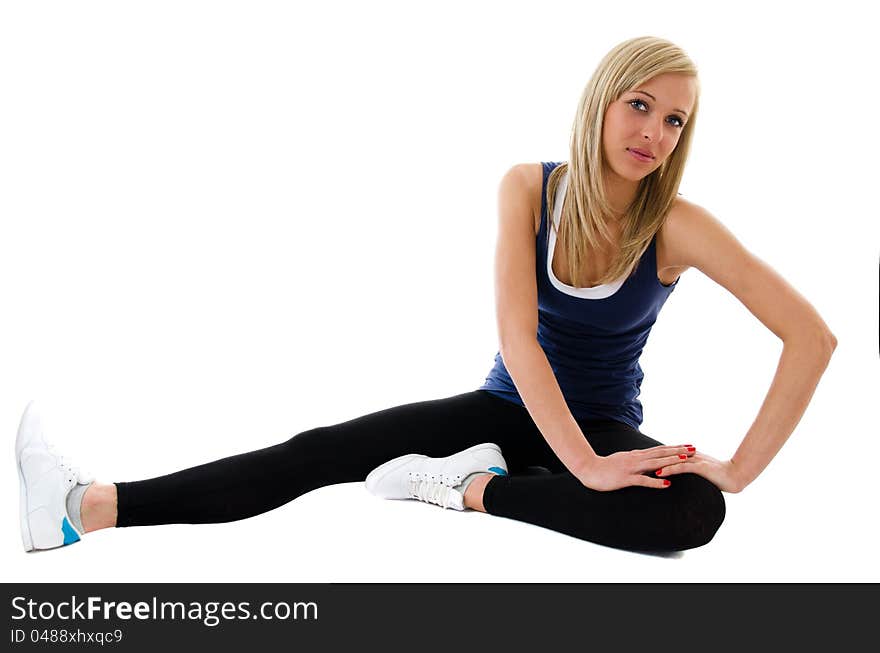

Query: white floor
left=5, top=468, right=878, bottom=584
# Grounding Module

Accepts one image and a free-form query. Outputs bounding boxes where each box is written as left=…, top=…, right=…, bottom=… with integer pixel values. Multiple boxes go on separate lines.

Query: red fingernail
left=679, top=454, right=687, bottom=459
left=655, top=469, right=663, bottom=475
left=687, top=447, right=696, bottom=452
left=683, top=444, right=692, bottom=447
left=663, top=480, right=671, bottom=486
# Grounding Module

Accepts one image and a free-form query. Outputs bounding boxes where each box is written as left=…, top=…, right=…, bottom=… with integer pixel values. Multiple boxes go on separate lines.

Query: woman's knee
left=667, top=474, right=726, bottom=550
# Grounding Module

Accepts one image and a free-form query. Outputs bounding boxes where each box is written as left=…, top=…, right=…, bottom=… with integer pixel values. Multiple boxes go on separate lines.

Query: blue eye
left=628, top=99, right=685, bottom=128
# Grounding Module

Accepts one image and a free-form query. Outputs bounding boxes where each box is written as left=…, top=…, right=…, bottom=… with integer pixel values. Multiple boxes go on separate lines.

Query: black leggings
left=114, top=390, right=726, bottom=552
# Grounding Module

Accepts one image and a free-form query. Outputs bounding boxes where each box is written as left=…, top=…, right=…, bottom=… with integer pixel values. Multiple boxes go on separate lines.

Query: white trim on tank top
left=547, top=170, right=627, bottom=299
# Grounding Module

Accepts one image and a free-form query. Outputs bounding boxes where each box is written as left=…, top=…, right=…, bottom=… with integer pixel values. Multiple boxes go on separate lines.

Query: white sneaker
left=16, top=400, right=94, bottom=552
left=365, top=443, right=508, bottom=511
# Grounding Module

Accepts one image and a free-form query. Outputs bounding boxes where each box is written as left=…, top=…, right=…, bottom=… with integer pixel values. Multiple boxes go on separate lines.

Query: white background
left=2, top=0, right=877, bottom=582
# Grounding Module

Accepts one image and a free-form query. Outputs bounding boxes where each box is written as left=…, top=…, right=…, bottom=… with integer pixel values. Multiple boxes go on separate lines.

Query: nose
left=642, top=117, right=665, bottom=145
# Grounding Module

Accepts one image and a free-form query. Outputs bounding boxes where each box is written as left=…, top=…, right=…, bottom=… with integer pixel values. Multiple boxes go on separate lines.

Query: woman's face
left=601, top=72, right=697, bottom=181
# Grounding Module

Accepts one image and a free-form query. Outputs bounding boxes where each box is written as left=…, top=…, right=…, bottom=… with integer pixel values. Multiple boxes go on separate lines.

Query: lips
left=628, top=147, right=654, bottom=159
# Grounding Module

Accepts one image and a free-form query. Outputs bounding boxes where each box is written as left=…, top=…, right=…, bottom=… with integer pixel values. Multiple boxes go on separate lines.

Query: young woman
left=16, top=36, right=836, bottom=554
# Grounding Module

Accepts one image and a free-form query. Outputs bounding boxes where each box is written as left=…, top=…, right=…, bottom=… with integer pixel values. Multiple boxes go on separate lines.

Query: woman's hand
left=574, top=444, right=697, bottom=492
left=656, top=450, right=744, bottom=494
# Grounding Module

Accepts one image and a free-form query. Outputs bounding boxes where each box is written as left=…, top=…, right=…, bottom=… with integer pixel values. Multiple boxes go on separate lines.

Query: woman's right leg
left=480, top=418, right=727, bottom=552
left=103, top=390, right=559, bottom=529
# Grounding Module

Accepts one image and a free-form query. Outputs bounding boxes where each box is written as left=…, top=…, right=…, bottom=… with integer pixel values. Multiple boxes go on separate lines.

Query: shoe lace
left=46, top=442, right=91, bottom=484
left=408, top=474, right=461, bottom=510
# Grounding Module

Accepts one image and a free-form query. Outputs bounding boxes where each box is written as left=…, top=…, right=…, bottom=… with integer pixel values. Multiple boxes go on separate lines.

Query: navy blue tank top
left=477, top=161, right=680, bottom=429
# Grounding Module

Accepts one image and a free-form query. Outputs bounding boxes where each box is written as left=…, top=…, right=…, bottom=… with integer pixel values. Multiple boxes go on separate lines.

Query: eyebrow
left=631, top=90, right=689, bottom=118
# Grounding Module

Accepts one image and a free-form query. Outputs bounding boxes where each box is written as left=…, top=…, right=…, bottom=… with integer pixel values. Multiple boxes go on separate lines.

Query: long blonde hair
left=546, top=36, right=700, bottom=287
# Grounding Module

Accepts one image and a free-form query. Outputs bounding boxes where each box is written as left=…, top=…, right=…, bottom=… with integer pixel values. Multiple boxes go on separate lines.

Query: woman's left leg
left=109, top=390, right=558, bottom=528
left=481, top=419, right=727, bottom=552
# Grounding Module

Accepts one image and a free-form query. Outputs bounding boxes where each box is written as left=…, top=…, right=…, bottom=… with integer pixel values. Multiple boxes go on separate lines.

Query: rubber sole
left=18, top=458, right=34, bottom=552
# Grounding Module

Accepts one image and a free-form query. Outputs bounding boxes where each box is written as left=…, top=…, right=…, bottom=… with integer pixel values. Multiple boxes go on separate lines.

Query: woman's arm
left=492, top=164, right=600, bottom=474
left=501, top=338, right=600, bottom=475
left=658, top=200, right=837, bottom=492
left=728, top=329, right=835, bottom=491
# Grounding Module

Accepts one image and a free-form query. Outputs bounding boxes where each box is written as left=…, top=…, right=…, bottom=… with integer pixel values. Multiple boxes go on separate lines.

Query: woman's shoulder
left=658, top=194, right=703, bottom=275
left=506, top=161, right=568, bottom=236
left=511, top=161, right=546, bottom=187
left=665, top=194, right=702, bottom=231
left=505, top=162, right=547, bottom=237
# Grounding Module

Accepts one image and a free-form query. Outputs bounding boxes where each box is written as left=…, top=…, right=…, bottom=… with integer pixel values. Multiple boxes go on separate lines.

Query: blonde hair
left=546, top=36, right=700, bottom=287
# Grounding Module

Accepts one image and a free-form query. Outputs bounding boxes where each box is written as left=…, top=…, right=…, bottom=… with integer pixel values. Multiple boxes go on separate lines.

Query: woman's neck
left=603, top=170, right=639, bottom=217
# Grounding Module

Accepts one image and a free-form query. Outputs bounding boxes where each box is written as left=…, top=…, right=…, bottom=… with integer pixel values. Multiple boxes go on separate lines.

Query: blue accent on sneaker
left=61, top=517, right=81, bottom=545
left=488, top=466, right=507, bottom=476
